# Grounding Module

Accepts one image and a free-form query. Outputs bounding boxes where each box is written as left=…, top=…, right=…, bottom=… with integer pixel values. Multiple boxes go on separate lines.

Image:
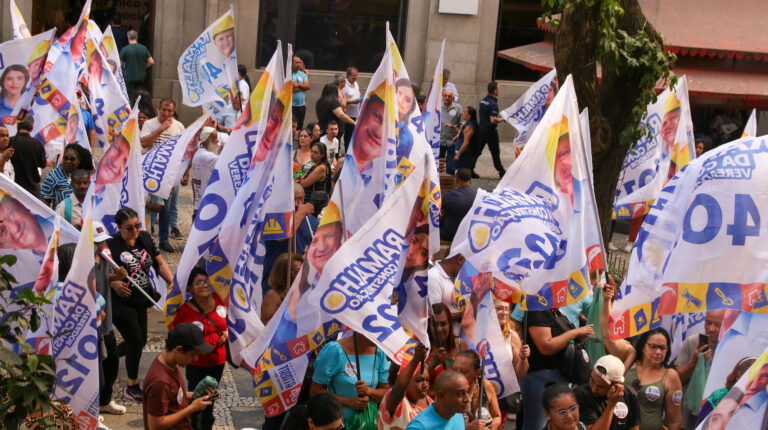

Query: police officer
left=476, top=81, right=506, bottom=178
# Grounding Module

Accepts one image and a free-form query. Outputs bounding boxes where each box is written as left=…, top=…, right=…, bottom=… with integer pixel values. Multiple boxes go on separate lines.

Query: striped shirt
left=40, top=166, right=72, bottom=208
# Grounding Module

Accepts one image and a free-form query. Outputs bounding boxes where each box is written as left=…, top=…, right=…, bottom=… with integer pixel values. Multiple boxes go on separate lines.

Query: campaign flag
left=610, top=135, right=768, bottom=340
left=501, top=69, right=558, bottom=155
left=451, top=75, right=600, bottom=309
left=386, top=27, right=440, bottom=347
left=241, top=24, right=430, bottom=417
left=661, top=312, right=705, bottom=363
left=423, top=40, right=444, bottom=165
left=142, top=114, right=210, bottom=198
left=99, top=26, right=128, bottom=99
left=165, top=43, right=284, bottom=326
left=702, top=312, right=768, bottom=401
left=695, top=345, right=768, bottom=429
left=28, top=4, right=92, bottom=159
left=742, top=109, right=757, bottom=138
left=177, top=6, right=240, bottom=116
left=212, top=43, right=294, bottom=365
left=9, top=0, right=30, bottom=39
left=0, top=174, right=80, bottom=291
left=85, top=30, right=131, bottom=149
left=86, top=99, right=145, bottom=233
left=579, top=108, right=606, bottom=273
left=302, top=147, right=428, bottom=359
left=0, top=29, right=55, bottom=131
left=51, top=208, right=99, bottom=429
left=613, top=76, right=695, bottom=220
left=453, top=261, right=520, bottom=397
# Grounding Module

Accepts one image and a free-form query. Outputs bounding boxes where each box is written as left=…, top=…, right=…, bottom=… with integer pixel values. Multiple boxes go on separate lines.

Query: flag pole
left=577, top=108, right=609, bottom=273
left=336, top=176, right=361, bottom=379
left=101, top=251, right=163, bottom=312
left=477, top=353, right=486, bottom=420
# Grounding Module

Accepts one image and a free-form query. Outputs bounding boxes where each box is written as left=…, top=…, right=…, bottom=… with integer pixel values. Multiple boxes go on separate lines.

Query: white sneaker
left=608, top=242, right=618, bottom=251
left=97, top=422, right=112, bottom=430
left=100, top=400, right=127, bottom=415
left=623, top=242, right=633, bottom=253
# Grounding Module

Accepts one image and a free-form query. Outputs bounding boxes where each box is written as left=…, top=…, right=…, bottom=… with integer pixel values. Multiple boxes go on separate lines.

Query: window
left=258, top=0, right=407, bottom=72
left=494, top=0, right=548, bottom=81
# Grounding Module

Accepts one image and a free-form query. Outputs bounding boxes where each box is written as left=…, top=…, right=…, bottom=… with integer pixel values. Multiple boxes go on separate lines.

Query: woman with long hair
left=315, top=83, right=355, bottom=138
left=40, top=143, right=93, bottom=208
left=453, top=106, right=479, bottom=172
left=294, top=127, right=313, bottom=180
left=0, top=64, right=29, bottom=118
left=261, top=253, right=303, bottom=325
left=427, top=303, right=470, bottom=383
left=299, top=142, right=332, bottom=216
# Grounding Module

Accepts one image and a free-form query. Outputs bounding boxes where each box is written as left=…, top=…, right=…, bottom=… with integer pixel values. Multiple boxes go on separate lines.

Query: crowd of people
left=1, top=33, right=759, bottom=430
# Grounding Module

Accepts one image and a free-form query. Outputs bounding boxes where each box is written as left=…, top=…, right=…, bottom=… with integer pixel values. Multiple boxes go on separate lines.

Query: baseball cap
left=594, top=355, right=625, bottom=384
left=93, top=221, right=112, bottom=242
left=168, top=323, right=215, bottom=354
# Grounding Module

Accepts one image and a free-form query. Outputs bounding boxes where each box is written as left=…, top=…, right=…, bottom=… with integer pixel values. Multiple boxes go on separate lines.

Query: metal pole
left=101, top=251, right=163, bottom=312
left=353, top=332, right=362, bottom=381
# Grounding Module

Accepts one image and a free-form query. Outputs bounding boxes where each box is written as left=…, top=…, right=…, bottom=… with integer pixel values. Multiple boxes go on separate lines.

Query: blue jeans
left=159, top=187, right=178, bottom=243
left=521, top=368, right=567, bottom=430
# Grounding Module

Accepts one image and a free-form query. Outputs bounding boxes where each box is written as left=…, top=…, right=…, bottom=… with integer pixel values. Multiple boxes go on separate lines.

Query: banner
left=695, top=345, right=768, bottom=429
left=0, top=29, right=56, bottom=131
left=451, top=75, right=601, bottom=310
left=177, top=7, right=240, bottom=116
left=142, top=114, right=210, bottom=198
left=610, top=135, right=768, bottom=340
left=742, top=109, right=757, bottom=138
left=661, top=312, right=705, bottom=363
left=10, top=0, right=31, bottom=39
left=85, top=30, right=131, bottom=149
left=614, top=76, right=695, bottom=220
left=702, top=311, right=768, bottom=400
left=422, top=40, right=444, bottom=166
left=212, top=43, right=294, bottom=365
left=501, top=69, right=558, bottom=154
left=453, top=261, right=520, bottom=397
left=99, top=26, right=128, bottom=100
left=86, top=99, right=145, bottom=233
left=0, top=174, right=80, bottom=292
left=165, top=42, right=284, bottom=326
left=52, top=209, right=99, bottom=430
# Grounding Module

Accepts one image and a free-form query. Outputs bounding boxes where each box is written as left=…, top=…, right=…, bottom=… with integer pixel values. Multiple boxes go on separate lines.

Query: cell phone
left=207, top=391, right=220, bottom=400
left=698, top=334, right=709, bottom=348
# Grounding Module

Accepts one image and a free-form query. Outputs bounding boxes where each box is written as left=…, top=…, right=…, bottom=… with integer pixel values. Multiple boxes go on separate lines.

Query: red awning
left=498, top=41, right=768, bottom=103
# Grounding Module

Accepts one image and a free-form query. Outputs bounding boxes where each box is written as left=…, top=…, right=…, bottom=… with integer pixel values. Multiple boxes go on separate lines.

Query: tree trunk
left=553, top=0, right=665, bottom=241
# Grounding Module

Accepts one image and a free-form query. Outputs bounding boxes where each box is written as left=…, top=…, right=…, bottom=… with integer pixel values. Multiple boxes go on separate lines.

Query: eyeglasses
left=194, top=280, right=211, bottom=287
left=555, top=404, right=579, bottom=416
left=122, top=223, right=142, bottom=232
left=646, top=343, right=668, bottom=352
left=494, top=306, right=509, bottom=313
left=62, top=156, right=77, bottom=161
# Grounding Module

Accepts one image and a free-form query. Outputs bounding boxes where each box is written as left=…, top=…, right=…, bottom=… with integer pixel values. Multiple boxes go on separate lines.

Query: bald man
left=674, top=309, right=725, bottom=428
left=407, top=369, right=478, bottom=429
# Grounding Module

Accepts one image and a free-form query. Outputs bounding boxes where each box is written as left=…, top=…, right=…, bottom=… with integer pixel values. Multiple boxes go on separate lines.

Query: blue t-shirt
left=292, top=71, right=308, bottom=107
left=81, top=108, right=95, bottom=131
left=312, top=341, right=390, bottom=423
left=406, top=404, right=464, bottom=430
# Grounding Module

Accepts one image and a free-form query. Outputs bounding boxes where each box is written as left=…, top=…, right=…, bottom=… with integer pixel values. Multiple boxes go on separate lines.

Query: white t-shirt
left=190, top=147, right=218, bottom=210
left=320, top=135, right=340, bottom=162
left=238, top=79, right=250, bottom=102
left=140, top=117, right=185, bottom=153
left=342, top=79, right=361, bottom=118
left=427, top=262, right=462, bottom=335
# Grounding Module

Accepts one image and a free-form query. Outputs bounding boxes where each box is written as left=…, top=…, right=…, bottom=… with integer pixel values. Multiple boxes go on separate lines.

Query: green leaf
left=27, top=354, right=39, bottom=372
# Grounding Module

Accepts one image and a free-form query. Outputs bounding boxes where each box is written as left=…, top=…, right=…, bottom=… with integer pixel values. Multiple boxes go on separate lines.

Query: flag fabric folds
left=165, top=42, right=286, bottom=327
left=86, top=99, right=145, bottom=234
left=451, top=75, right=602, bottom=310
left=742, top=109, right=757, bottom=138
left=142, top=114, right=210, bottom=199
left=611, top=135, right=768, bottom=339
left=52, top=209, right=99, bottom=429
left=422, top=40, right=444, bottom=166
left=614, top=76, right=695, bottom=220
left=501, top=69, right=558, bottom=155
left=177, top=6, right=240, bottom=116
left=10, top=0, right=31, bottom=39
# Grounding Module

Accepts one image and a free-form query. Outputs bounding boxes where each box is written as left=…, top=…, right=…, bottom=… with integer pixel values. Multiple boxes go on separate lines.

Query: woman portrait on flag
left=395, top=78, right=416, bottom=160
left=0, top=190, right=48, bottom=254
left=0, top=64, right=29, bottom=118
left=545, top=77, right=559, bottom=110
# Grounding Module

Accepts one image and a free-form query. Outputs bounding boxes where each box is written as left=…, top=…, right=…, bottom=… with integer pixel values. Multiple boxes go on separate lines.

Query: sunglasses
left=62, top=156, right=77, bottom=161
left=122, top=223, right=143, bottom=232
left=555, top=404, right=579, bottom=416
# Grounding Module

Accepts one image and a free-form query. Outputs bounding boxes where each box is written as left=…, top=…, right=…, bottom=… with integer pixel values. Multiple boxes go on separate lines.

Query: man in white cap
left=189, top=127, right=220, bottom=220
left=574, top=354, right=640, bottom=430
